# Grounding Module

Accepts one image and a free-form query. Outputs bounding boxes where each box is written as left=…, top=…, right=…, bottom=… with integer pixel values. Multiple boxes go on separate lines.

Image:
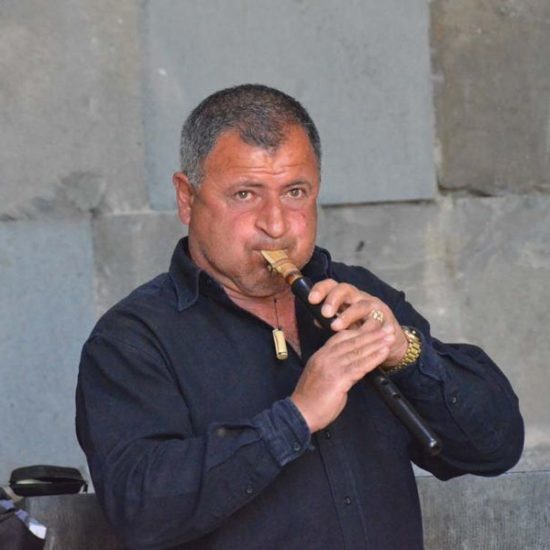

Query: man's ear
left=173, top=172, right=195, bottom=225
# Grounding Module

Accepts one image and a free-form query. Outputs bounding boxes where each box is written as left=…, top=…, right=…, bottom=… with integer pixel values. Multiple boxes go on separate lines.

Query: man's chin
left=237, top=270, right=289, bottom=298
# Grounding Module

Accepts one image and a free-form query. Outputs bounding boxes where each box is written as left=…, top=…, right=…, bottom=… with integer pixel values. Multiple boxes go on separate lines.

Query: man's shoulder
left=110, top=271, right=175, bottom=312
left=90, top=272, right=177, bottom=342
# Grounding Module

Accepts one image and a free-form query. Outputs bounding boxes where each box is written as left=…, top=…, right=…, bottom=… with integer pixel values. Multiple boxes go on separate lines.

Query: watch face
left=405, top=329, right=419, bottom=342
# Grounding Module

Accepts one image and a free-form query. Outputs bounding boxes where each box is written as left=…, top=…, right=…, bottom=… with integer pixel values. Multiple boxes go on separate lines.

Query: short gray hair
left=179, top=84, right=321, bottom=187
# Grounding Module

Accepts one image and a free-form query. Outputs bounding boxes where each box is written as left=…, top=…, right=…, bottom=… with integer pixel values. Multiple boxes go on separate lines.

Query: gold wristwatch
left=384, top=327, right=422, bottom=375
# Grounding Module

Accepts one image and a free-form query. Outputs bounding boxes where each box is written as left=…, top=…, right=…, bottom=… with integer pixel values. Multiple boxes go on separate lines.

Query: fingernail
left=331, top=318, right=343, bottom=330
left=309, top=291, right=320, bottom=303
left=383, top=324, right=393, bottom=333
left=384, top=334, right=395, bottom=342
left=322, top=304, right=333, bottom=317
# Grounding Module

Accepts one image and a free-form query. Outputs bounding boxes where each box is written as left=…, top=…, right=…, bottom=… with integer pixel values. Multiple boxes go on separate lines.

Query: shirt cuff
left=387, top=329, right=445, bottom=387
left=254, top=398, right=312, bottom=467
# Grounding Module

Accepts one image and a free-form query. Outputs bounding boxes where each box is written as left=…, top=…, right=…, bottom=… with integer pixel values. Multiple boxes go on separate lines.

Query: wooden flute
left=260, top=249, right=442, bottom=456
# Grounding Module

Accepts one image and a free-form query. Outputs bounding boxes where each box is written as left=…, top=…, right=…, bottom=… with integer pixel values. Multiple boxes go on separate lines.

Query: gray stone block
left=431, top=0, right=550, bottom=195
left=0, top=1, right=149, bottom=220
left=0, top=219, right=95, bottom=483
left=318, top=195, right=550, bottom=471
left=318, top=199, right=467, bottom=339
left=417, top=471, right=550, bottom=550
left=92, top=212, right=185, bottom=315
left=143, top=0, right=436, bottom=208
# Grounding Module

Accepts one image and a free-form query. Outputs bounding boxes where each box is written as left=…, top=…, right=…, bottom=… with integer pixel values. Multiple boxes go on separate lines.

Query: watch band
left=384, top=326, right=422, bottom=375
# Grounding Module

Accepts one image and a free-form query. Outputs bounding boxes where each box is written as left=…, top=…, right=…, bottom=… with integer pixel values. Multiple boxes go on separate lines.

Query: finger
left=330, top=299, right=378, bottom=331
left=317, top=329, right=386, bottom=363
left=324, top=327, right=366, bottom=347
left=360, top=313, right=392, bottom=334
left=319, top=283, right=366, bottom=318
left=328, top=327, right=395, bottom=357
left=308, top=279, right=339, bottom=304
left=345, top=343, right=391, bottom=382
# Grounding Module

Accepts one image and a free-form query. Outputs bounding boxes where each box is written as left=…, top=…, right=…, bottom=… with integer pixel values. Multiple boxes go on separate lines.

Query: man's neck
left=185, top=243, right=302, bottom=355
left=224, top=286, right=294, bottom=323
left=224, top=286, right=301, bottom=357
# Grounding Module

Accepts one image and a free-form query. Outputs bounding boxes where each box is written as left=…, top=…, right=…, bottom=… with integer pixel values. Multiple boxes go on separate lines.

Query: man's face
left=174, top=125, right=320, bottom=298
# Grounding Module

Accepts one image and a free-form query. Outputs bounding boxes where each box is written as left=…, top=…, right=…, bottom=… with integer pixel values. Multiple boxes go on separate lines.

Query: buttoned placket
left=205, top=272, right=370, bottom=547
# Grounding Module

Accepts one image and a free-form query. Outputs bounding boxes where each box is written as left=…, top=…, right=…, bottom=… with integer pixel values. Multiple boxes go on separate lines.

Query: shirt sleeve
left=76, top=334, right=311, bottom=549
left=386, top=288, right=524, bottom=480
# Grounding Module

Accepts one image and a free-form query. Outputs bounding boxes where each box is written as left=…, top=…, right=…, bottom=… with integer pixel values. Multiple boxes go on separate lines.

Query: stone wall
left=431, top=0, right=550, bottom=196
left=0, top=0, right=151, bottom=481
left=1, top=0, right=548, bottom=491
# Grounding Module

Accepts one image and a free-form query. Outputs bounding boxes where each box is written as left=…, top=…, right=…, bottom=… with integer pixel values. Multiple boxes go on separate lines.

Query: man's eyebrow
left=228, top=180, right=313, bottom=189
left=231, top=181, right=264, bottom=188
left=283, top=180, right=312, bottom=188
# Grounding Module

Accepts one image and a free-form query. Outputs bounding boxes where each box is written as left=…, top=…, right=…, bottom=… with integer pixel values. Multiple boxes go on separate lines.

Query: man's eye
left=288, top=188, right=306, bottom=198
left=235, top=190, right=252, bottom=200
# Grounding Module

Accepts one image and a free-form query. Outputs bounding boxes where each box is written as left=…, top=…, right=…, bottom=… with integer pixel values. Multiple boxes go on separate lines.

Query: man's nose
left=256, top=197, right=287, bottom=238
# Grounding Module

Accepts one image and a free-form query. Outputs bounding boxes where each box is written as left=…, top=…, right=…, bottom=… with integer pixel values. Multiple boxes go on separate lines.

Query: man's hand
left=309, top=279, right=409, bottom=366
left=290, top=279, right=409, bottom=433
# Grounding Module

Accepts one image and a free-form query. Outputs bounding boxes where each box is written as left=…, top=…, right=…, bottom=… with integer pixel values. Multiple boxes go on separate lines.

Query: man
left=76, top=84, right=523, bottom=549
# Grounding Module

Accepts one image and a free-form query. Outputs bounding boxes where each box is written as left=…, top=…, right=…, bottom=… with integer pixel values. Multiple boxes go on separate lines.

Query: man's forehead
left=201, top=146, right=313, bottom=192
left=203, top=125, right=318, bottom=170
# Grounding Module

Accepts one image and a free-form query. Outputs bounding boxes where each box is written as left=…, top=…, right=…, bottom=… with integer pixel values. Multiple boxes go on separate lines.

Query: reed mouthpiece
left=260, top=250, right=302, bottom=285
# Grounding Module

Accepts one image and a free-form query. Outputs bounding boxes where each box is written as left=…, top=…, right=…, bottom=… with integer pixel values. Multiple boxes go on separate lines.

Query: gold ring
left=370, top=309, right=384, bottom=324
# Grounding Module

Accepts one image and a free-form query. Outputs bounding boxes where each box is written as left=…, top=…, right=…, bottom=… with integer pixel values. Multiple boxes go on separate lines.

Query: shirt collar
left=169, top=237, right=332, bottom=312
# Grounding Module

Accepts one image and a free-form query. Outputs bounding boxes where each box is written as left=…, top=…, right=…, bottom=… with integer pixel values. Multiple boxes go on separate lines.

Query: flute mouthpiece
left=260, top=250, right=302, bottom=284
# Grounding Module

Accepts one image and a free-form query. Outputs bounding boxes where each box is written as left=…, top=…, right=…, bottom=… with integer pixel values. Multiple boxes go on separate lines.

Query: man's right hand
left=291, top=324, right=395, bottom=433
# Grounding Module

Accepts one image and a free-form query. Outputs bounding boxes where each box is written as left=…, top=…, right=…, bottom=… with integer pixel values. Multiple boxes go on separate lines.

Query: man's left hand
left=308, top=279, right=409, bottom=368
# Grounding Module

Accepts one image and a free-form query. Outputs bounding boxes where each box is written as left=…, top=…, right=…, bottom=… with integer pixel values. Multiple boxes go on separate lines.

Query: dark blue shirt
left=76, top=239, right=523, bottom=549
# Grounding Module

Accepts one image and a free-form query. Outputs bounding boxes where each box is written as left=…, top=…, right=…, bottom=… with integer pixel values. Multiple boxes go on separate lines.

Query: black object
left=292, top=276, right=442, bottom=456
left=10, top=466, right=87, bottom=497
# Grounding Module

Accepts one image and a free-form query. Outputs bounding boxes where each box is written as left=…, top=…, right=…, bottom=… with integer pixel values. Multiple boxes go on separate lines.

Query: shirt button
left=292, top=442, right=301, bottom=452
left=344, top=496, right=352, bottom=506
left=450, top=395, right=458, bottom=404
left=324, top=430, right=332, bottom=440
left=245, top=486, right=254, bottom=495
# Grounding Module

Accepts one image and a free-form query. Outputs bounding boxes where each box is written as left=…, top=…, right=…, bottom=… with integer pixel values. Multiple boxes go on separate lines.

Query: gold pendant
left=272, top=328, right=288, bottom=360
